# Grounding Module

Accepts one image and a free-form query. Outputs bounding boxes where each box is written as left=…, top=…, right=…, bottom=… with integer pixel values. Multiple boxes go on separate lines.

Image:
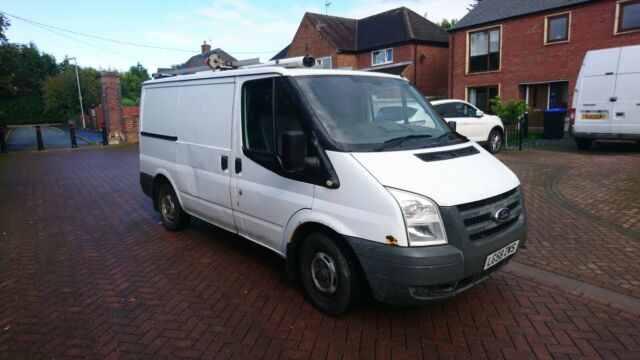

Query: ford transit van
left=570, top=45, right=640, bottom=150
left=139, top=60, right=527, bottom=316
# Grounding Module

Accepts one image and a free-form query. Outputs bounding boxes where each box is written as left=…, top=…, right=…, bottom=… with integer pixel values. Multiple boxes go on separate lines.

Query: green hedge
left=0, top=93, right=64, bottom=125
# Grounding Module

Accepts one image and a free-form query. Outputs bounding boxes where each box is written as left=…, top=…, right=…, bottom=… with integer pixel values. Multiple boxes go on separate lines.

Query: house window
left=618, top=0, right=640, bottom=33
left=468, top=27, right=500, bottom=73
left=546, top=13, right=570, bottom=43
left=467, top=85, right=499, bottom=113
left=315, top=56, right=332, bottom=69
left=372, top=48, right=393, bottom=66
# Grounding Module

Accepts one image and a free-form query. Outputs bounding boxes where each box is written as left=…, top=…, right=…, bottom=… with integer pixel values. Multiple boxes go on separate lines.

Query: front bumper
left=345, top=206, right=527, bottom=305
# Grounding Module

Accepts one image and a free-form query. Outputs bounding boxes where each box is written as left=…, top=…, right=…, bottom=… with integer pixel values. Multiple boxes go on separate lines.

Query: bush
left=121, top=97, right=137, bottom=106
left=490, top=96, right=528, bottom=125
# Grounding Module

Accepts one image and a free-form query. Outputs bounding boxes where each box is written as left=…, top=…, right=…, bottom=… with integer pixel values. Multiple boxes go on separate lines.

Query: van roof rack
left=152, top=55, right=315, bottom=79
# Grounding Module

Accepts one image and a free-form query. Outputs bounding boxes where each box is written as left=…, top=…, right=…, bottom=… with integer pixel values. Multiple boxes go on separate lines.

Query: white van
left=570, top=44, right=640, bottom=150
left=139, top=61, right=527, bottom=316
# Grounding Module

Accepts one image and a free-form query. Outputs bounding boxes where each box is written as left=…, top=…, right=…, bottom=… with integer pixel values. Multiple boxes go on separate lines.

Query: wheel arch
left=284, top=219, right=365, bottom=290
left=151, top=170, right=181, bottom=212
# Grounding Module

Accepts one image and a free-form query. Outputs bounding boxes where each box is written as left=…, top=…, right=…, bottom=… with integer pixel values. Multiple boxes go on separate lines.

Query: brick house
left=449, top=0, right=640, bottom=126
left=274, top=7, right=449, bottom=97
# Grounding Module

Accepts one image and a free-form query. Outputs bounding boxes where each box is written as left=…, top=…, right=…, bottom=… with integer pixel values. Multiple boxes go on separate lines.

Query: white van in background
left=570, top=45, right=640, bottom=150
left=139, top=58, right=527, bottom=316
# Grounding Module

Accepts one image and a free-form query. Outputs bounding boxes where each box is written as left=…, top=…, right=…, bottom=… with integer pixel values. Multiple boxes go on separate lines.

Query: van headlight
left=387, top=188, right=447, bottom=247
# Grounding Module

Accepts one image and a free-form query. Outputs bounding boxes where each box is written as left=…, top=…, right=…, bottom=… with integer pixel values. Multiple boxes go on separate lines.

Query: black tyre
left=575, top=138, right=592, bottom=151
left=156, top=183, right=190, bottom=231
left=487, top=128, right=503, bottom=154
left=299, top=233, right=362, bottom=316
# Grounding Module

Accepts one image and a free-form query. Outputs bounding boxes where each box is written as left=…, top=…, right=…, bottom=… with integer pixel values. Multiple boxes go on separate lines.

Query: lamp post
left=66, top=57, right=86, bottom=128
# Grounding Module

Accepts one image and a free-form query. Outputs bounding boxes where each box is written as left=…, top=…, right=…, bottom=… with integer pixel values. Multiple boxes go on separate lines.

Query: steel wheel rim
left=310, top=251, right=338, bottom=295
left=160, top=194, right=176, bottom=222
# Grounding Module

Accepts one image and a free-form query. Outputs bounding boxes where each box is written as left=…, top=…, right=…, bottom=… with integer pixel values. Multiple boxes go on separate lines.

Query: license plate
left=582, top=113, right=606, bottom=120
left=484, top=240, right=519, bottom=270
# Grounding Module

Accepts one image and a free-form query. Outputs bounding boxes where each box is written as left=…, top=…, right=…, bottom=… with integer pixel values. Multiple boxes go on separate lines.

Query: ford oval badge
left=492, top=208, right=511, bottom=222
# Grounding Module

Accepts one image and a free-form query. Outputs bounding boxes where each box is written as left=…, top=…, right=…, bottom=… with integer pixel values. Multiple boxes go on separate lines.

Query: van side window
left=243, top=78, right=274, bottom=152
left=242, top=77, right=307, bottom=158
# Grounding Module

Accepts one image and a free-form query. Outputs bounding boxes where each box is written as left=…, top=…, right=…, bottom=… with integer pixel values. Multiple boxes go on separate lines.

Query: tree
left=490, top=96, right=528, bottom=125
left=468, top=0, right=482, bottom=10
left=0, top=13, right=9, bottom=44
left=121, top=63, right=150, bottom=105
left=438, top=19, right=458, bottom=31
left=0, top=39, right=59, bottom=124
left=42, top=67, right=100, bottom=121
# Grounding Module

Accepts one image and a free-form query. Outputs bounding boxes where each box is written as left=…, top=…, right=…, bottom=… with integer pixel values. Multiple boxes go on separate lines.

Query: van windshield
left=292, top=75, right=463, bottom=152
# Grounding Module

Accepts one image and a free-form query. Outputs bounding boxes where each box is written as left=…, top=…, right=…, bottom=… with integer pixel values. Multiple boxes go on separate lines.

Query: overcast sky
left=1, top=0, right=472, bottom=73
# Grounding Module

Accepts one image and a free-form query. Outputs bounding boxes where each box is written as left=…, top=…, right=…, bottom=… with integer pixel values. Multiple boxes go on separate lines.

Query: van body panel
left=572, top=45, right=640, bottom=141
left=175, top=80, right=236, bottom=230
left=350, top=143, right=520, bottom=207
left=612, top=46, right=640, bottom=135
left=311, top=151, right=408, bottom=246
left=141, top=86, right=179, bottom=137
left=230, top=75, right=314, bottom=254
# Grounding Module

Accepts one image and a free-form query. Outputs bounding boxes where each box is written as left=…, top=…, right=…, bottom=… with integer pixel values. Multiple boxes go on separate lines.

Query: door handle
left=235, top=158, right=242, bottom=174
left=610, top=97, right=617, bottom=102
left=221, top=155, right=228, bottom=171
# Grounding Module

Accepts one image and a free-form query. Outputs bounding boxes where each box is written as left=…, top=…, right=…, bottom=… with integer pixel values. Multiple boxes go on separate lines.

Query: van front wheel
left=299, top=233, right=361, bottom=316
left=157, top=183, right=190, bottom=231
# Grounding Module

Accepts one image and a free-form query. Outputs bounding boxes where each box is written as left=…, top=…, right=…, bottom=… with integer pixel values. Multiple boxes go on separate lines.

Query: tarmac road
left=5, top=125, right=92, bottom=151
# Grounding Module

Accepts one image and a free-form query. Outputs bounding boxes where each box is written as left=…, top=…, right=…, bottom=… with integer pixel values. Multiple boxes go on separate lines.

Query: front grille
left=457, top=187, right=522, bottom=241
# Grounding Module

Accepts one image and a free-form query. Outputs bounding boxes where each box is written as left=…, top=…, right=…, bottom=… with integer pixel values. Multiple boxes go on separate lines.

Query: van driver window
left=242, top=78, right=306, bottom=156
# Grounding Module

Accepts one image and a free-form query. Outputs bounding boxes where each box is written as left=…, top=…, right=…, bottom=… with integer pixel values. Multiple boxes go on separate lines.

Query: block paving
left=0, top=144, right=639, bottom=359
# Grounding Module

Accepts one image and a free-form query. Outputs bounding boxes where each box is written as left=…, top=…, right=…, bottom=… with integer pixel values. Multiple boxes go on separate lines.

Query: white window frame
left=314, top=56, right=332, bottom=69
left=371, top=48, right=393, bottom=66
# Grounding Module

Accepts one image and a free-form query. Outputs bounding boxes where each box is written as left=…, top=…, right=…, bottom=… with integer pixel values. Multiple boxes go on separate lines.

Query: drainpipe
left=449, top=32, right=454, bottom=98
left=413, top=41, right=418, bottom=89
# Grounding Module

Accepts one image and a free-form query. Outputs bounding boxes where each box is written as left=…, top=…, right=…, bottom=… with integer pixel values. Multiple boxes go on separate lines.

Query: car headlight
left=387, top=188, right=447, bottom=246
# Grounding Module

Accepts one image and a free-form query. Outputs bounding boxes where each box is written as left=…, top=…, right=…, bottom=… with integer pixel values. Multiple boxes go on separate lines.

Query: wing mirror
left=475, top=110, right=485, bottom=118
left=281, top=131, right=321, bottom=173
left=282, top=131, right=306, bottom=172
left=447, top=121, right=457, bottom=131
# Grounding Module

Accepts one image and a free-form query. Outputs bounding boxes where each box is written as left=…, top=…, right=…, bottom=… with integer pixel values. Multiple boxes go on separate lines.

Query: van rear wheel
left=575, top=138, right=592, bottom=150
left=299, top=233, right=361, bottom=317
left=157, top=183, right=190, bottom=231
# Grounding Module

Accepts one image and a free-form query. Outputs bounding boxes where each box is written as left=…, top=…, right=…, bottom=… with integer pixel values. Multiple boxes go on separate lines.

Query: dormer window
left=372, top=48, right=393, bottom=66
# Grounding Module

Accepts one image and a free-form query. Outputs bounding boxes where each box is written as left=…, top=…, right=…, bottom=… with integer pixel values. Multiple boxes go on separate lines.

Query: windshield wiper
left=375, top=134, right=433, bottom=151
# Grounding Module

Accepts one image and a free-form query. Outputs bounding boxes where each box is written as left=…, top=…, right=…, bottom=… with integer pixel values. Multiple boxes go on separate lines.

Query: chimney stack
left=201, top=41, right=211, bottom=54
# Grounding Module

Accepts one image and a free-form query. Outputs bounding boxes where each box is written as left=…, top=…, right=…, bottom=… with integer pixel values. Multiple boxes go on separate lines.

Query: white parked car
left=431, top=99, right=505, bottom=153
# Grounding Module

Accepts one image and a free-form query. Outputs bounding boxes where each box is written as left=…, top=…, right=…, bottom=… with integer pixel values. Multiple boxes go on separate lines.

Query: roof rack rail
left=152, top=55, right=315, bottom=79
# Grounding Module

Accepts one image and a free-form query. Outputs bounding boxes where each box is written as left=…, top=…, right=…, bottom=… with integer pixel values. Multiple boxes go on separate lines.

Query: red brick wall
left=450, top=0, right=640, bottom=105
left=99, top=72, right=124, bottom=140
left=286, top=15, right=449, bottom=97
left=355, top=44, right=448, bottom=97
left=287, top=16, right=341, bottom=67
left=122, top=106, right=140, bottom=144
left=97, top=73, right=140, bottom=143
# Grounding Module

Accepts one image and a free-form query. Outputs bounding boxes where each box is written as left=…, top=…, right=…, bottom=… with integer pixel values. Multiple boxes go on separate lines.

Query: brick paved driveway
left=0, top=145, right=639, bottom=359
